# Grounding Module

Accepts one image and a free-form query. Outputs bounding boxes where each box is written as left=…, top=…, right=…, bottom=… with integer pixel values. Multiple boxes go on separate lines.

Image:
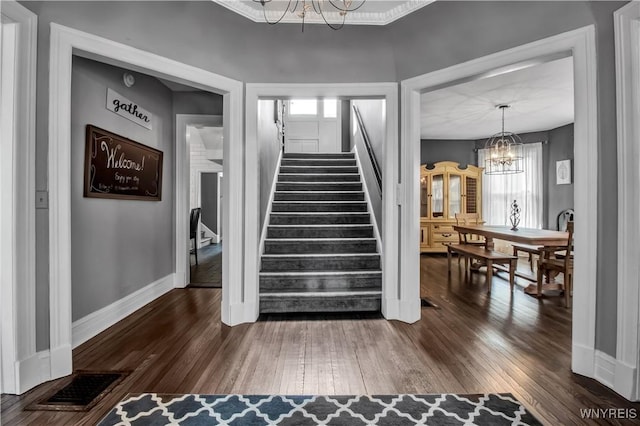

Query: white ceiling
left=212, top=0, right=435, bottom=26
left=420, top=56, right=574, bottom=140
left=188, top=125, right=224, bottom=162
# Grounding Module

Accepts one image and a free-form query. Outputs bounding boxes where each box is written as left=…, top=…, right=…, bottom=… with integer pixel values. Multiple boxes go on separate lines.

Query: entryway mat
left=27, top=370, right=129, bottom=412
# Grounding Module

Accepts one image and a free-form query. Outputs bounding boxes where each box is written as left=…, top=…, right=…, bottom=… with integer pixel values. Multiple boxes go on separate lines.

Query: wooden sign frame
left=84, top=125, right=163, bottom=201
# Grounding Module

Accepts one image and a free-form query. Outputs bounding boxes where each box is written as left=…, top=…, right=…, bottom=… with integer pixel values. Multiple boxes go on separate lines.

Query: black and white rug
left=98, top=393, right=542, bottom=425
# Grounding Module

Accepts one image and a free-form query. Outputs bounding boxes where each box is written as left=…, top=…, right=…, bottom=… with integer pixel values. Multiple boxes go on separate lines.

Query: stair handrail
left=352, top=104, right=382, bottom=193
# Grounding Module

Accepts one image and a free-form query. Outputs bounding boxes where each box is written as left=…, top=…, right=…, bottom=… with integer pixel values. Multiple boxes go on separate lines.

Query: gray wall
left=70, top=57, right=174, bottom=322
left=351, top=100, right=385, bottom=235
left=258, top=100, right=281, bottom=230
left=21, top=0, right=625, bottom=356
left=201, top=173, right=219, bottom=234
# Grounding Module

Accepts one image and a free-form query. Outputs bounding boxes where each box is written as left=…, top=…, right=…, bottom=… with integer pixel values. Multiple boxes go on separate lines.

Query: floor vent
left=27, top=370, right=129, bottom=412
left=421, top=297, right=440, bottom=309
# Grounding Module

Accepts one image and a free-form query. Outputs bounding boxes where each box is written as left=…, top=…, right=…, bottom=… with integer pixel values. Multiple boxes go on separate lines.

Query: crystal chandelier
left=484, top=104, right=524, bottom=175
left=253, top=0, right=366, bottom=31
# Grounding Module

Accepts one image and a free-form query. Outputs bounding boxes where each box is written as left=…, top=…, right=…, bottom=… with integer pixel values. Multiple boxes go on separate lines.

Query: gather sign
left=84, top=125, right=163, bottom=201
left=106, top=88, right=153, bottom=130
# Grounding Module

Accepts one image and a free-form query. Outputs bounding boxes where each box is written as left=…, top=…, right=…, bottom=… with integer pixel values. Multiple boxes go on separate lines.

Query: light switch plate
left=36, top=191, right=48, bottom=209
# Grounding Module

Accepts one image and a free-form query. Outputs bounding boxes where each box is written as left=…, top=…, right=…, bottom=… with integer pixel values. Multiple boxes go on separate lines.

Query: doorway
left=47, top=24, right=244, bottom=385
left=401, top=26, right=598, bottom=378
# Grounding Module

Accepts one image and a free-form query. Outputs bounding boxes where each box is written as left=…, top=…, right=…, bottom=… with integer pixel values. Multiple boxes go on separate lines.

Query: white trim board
left=245, top=83, right=408, bottom=322
left=0, top=0, right=37, bottom=395
left=615, top=1, right=640, bottom=402
left=352, top=145, right=383, bottom=255
left=48, top=24, right=245, bottom=387
left=72, top=274, right=175, bottom=348
left=401, top=26, right=598, bottom=380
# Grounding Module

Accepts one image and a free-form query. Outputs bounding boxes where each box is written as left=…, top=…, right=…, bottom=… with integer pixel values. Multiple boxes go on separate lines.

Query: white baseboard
left=572, top=342, right=596, bottom=378
left=382, top=297, right=421, bottom=323
left=614, top=359, right=638, bottom=401
left=222, top=301, right=259, bottom=326
left=595, top=350, right=616, bottom=389
left=13, top=350, right=51, bottom=394
left=72, top=273, right=175, bottom=348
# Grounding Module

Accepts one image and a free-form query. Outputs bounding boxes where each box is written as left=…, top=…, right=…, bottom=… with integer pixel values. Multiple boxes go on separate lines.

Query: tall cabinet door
left=447, top=173, right=462, bottom=219
left=463, top=175, right=480, bottom=215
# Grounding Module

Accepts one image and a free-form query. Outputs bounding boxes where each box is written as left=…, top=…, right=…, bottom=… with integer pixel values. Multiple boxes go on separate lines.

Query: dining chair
left=536, top=221, right=574, bottom=307
left=453, top=213, right=485, bottom=271
left=190, top=207, right=201, bottom=265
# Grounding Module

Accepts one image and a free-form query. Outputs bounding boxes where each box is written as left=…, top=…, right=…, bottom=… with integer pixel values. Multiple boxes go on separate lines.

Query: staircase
left=259, top=152, right=382, bottom=313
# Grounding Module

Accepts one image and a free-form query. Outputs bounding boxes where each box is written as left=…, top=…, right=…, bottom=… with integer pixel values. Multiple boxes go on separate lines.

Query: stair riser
left=261, top=256, right=380, bottom=271
left=280, top=167, right=359, bottom=174
left=281, top=159, right=357, bottom=167
left=267, top=227, right=374, bottom=239
left=270, top=214, right=371, bottom=225
left=260, top=274, right=382, bottom=291
left=279, top=174, right=360, bottom=182
left=276, top=183, right=362, bottom=191
left=259, top=295, right=381, bottom=313
left=274, top=192, right=364, bottom=202
left=264, top=240, right=377, bottom=254
left=272, top=203, right=368, bottom=213
left=283, top=153, right=354, bottom=159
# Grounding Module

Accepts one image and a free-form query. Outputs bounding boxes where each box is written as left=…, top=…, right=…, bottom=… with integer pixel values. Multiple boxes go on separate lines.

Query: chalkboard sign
left=84, top=125, right=163, bottom=201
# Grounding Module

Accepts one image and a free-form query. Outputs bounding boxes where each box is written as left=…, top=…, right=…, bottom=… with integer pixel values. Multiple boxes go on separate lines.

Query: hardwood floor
left=189, top=243, right=222, bottom=287
left=2, top=255, right=638, bottom=425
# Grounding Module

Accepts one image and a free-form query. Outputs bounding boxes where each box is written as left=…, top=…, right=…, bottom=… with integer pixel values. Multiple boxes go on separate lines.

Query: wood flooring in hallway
left=2, top=255, right=638, bottom=425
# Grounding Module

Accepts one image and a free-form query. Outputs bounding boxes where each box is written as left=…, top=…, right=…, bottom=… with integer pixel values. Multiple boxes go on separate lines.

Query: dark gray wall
left=173, top=91, right=223, bottom=116
left=548, top=125, right=575, bottom=230
left=420, top=139, right=476, bottom=168
left=70, top=56, right=174, bottom=322
left=22, top=0, right=625, bottom=356
left=201, top=173, right=219, bottom=234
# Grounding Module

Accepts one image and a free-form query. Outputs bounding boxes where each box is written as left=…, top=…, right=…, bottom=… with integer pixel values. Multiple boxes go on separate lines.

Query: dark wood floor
left=2, top=255, right=638, bottom=425
left=189, top=243, right=222, bottom=287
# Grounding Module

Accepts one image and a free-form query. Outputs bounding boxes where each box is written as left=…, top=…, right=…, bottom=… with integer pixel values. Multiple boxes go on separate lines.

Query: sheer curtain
left=478, top=142, right=543, bottom=228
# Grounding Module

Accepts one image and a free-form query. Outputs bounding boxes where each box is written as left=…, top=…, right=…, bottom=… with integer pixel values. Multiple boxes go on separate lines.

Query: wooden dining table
left=452, top=224, right=570, bottom=295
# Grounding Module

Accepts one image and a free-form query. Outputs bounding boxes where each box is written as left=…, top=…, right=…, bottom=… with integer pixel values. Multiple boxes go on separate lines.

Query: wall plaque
left=106, top=88, right=153, bottom=130
left=84, top=125, right=163, bottom=201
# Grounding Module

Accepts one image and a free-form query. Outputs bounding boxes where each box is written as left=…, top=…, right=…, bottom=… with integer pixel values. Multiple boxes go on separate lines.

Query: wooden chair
left=511, top=243, right=542, bottom=272
left=190, top=207, right=201, bottom=265
left=536, top=221, right=574, bottom=307
left=453, top=213, right=485, bottom=271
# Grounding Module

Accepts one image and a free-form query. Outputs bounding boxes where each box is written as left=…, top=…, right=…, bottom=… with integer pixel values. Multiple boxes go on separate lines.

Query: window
left=323, top=99, right=337, bottom=118
left=289, top=99, right=317, bottom=116
left=478, top=142, right=543, bottom=228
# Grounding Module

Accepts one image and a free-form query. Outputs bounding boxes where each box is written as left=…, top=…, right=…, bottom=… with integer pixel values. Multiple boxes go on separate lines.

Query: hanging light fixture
left=253, top=0, right=366, bottom=31
left=484, top=104, right=524, bottom=175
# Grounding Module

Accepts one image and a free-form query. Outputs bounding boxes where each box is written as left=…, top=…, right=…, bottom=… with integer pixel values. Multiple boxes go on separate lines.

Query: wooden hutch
left=420, top=161, right=483, bottom=253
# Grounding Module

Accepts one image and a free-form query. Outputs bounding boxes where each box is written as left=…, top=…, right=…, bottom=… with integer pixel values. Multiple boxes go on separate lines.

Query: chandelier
left=484, top=104, right=524, bottom=175
left=253, top=0, right=366, bottom=31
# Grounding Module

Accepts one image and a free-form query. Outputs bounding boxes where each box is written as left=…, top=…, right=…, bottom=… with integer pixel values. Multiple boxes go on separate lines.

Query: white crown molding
left=212, top=0, right=435, bottom=26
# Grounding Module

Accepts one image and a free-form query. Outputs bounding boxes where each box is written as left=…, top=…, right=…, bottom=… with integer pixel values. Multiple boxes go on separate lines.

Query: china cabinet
left=420, top=161, right=483, bottom=252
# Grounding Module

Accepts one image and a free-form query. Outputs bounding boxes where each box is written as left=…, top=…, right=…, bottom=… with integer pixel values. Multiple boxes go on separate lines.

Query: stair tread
left=260, top=291, right=382, bottom=297
left=262, top=253, right=379, bottom=258
left=260, top=270, right=381, bottom=276
left=268, top=224, right=372, bottom=227
left=265, top=237, right=376, bottom=241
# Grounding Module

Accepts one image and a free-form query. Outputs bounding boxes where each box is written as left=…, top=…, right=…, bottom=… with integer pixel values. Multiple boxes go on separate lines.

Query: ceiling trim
left=211, top=0, right=435, bottom=26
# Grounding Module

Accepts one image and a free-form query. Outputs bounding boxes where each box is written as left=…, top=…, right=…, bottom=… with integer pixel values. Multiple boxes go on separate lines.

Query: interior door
left=284, top=99, right=341, bottom=153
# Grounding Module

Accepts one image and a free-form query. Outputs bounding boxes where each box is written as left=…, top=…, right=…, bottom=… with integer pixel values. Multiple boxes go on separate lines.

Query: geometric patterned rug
left=97, top=393, right=543, bottom=425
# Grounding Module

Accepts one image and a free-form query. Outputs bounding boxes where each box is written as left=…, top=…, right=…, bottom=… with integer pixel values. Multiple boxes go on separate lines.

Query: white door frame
left=245, top=83, right=414, bottom=322
left=614, top=1, right=640, bottom=402
left=176, top=114, right=223, bottom=282
left=48, top=24, right=245, bottom=383
left=401, top=26, right=599, bottom=379
left=0, top=0, right=37, bottom=395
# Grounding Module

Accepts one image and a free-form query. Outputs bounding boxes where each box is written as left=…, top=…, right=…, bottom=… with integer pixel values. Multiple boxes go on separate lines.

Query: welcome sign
left=106, top=88, right=153, bottom=130
left=84, top=125, right=163, bottom=201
